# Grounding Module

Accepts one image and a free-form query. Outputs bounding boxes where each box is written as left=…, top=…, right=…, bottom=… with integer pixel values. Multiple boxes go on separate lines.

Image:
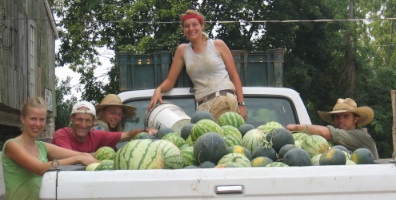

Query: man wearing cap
left=52, top=100, right=157, bottom=154
left=92, top=94, right=136, bottom=132
left=286, top=98, right=379, bottom=159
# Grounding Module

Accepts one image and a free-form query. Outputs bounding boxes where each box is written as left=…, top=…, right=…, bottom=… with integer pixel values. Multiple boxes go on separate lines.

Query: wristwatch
left=238, top=101, right=246, bottom=106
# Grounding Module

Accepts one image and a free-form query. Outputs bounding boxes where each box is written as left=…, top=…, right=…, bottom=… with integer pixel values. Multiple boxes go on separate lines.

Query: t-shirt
left=328, top=125, right=379, bottom=159
left=2, top=139, right=48, bottom=200
left=51, top=127, right=122, bottom=152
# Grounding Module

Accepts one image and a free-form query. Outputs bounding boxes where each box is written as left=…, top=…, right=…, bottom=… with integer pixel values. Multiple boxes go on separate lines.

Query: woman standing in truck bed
left=148, top=9, right=247, bottom=120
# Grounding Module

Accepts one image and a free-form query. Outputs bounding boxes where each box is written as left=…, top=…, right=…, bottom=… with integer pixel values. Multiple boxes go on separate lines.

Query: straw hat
left=317, top=98, right=374, bottom=127
left=95, top=94, right=136, bottom=118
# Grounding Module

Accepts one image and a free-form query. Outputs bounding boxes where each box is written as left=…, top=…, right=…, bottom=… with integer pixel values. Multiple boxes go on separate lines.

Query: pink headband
left=181, top=13, right=204, bottom=24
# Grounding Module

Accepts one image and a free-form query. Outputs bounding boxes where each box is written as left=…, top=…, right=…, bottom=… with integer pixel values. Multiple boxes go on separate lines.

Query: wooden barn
left=0, top=0, right=58, bottom=146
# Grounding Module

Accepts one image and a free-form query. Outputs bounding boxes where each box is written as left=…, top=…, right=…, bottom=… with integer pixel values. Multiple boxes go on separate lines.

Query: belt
left=196, top=89, right=236, bottom=106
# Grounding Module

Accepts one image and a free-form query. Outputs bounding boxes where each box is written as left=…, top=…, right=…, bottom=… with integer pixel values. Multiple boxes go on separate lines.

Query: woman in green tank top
left=1, top=96, right=99, bottom=200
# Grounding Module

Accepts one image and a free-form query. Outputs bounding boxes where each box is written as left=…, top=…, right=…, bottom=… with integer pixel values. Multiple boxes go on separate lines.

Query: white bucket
left=144, top=103, right=191, bottom=133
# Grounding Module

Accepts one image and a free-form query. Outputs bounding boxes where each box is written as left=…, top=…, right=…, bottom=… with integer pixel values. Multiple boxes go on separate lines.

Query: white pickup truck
left=39, top=87, right=396, bottom=200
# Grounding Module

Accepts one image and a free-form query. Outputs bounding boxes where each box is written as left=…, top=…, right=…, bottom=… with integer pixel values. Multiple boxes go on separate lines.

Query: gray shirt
left=328, top=125, right=379, bottom=159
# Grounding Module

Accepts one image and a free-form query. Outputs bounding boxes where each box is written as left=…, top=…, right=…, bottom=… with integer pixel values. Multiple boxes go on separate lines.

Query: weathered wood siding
left=0, top=0, right=57, bottom=138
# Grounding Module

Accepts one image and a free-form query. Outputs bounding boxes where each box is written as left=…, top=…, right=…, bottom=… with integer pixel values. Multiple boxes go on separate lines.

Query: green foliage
left=55, top=77, right=77, bottom=129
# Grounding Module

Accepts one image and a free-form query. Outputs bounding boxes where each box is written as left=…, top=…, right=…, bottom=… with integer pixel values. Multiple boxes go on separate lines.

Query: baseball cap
left=71, top=101, right=96, bottom=116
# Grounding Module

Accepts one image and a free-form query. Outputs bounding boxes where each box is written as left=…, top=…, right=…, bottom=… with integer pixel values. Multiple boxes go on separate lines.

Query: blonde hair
left=180, top=9, right=209, bottom=40
left=20, top=96, right=47, bottom=131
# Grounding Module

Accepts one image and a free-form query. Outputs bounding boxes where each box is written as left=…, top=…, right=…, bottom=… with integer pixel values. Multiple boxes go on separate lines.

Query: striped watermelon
left=242, top=128, right=266, bottom=153
left=95, top=160, right=115, bottom=171
left=301, top=135, right=330, bottom=157
left=257, top=121, right=283, bottom=134
left=217, top=153, right=252, bottom=167
left=162, top=132, right=186, bottom=148
left=223, top=135, right=243, bottom=147
left=251, top=156, right=273, bottom=167
left=226, top=145, right=252, bottom=160
left=114, top=139, right=164, bottom=170
left=221, top=125, right=243, bottom=140
left=292, top=132, right=309, bottom=141
left=153, top=140, right=184, bottom=169
left=216, top=111, right=245, bottom=128
left=190, top=119, right=224, bottom=142
left=95, top=146, right=116, bottom=161
left=180, top=146, right=198, bottom=167
left=266, top=162, right=289, bottom=167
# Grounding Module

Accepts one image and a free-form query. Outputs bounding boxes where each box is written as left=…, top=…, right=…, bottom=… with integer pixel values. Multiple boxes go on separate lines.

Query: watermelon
left=153, top=140, right=184, bottom=169
left=223, top=135, right=243, bottom=147
left=301, top=135, right=330, bottom=157
left=226, top=145, right=252, bottom=160
left=319, top=148, right=346, bottom=165
left=190, top=111, right=215, bottom=123
left=95, top=146, right=116, bottom=161
left=155, top=127, right=174, bottom=139
left=282, top=148, right=312, bottom=167
left=221, top=125, right=243, bottom=140
left=351, top=148, right=375, bottom=164
left=162, top=132, right=186, bottom=148
left=216, top=111, right=245, bottom=128
left=184, top=165, right=199, bottom=169
left=292, top=132, right=309, bottom=142
left=199, top=161, right=216, bottom=168
left=257, top=121, right=283, bottom=134
left=135, top=132, right=156, bottom=139
left=266, top=162, right=289, bottom=167
left=311, top=154, right=322, bottom=166
left=114, top=139, right=164, bottom=170
left=346, top=159, right=356, bottom=165
left=190, top=119, right=224, bottom=142
left=193, top=132, right=228, bottom=164
left=85, top=162, right=101, bottom=171
left=333, top=145, right=351, bottom=154
left=242, top=128, right=266, bottom=153
left=238, top=123, right=255, bottom=137
left=180, top=123, right=194, bottom=140
left=266, top=128, right=295, bottom=153
left=95, top=160, right=115, bottom=171
left=180, top=146, right=198, bottom=167
left=217, top=153, right=252, bottom=167
left=251, top=145, right=277, bottom=161
left=215, top=163, right=237, bottom=168
left=277, top=144, right=297, bottom=160
left=251, top=156, right=274, bottom=167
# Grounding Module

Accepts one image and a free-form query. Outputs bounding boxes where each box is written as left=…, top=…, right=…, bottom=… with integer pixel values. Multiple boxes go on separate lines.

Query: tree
left=55, top=77, right=77, bottom=130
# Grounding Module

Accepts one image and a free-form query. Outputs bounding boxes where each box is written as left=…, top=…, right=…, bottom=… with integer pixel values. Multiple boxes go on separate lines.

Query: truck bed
left=40, top=163, right=396, bottom=200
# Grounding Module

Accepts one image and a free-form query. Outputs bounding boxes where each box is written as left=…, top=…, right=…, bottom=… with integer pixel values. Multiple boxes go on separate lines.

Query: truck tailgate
left=40, top=164, right=396, bottom=199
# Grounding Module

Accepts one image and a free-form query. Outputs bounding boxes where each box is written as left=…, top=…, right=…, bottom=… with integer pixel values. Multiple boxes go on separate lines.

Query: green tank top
left=1, top=139, right=48, bottom=200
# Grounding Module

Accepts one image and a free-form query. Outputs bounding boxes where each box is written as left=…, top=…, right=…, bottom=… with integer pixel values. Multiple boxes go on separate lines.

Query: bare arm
left=148, top=44, right=187, bottom=110
left=215, top=39, right=247, bottom=120
left=5, top=141, right=98, bottom=176
left=286, top=124, right=332, bottom=140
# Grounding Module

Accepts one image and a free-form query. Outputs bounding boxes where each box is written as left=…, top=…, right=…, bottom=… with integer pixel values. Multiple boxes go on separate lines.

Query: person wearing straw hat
left=92, top=94, right=136, bottom=132
left=286, top=98, right=379, bottom=159
left=52, top=100, right=157, bottom=154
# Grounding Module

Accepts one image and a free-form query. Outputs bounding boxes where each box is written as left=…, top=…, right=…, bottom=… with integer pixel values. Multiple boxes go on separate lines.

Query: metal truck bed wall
left=40, top=164, right=396, bottom=200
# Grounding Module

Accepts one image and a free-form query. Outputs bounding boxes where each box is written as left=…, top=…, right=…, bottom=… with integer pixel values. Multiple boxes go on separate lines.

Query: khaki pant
left=197, top=93, right=239, bottom=120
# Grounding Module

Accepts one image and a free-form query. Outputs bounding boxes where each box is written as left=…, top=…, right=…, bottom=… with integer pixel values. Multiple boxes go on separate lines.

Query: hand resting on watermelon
left=286, top=98, right=378, bottom=159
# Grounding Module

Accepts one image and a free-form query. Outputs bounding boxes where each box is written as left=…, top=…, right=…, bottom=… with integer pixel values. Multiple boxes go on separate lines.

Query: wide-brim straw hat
left=95, top=94, right=136, bottom=118
left=317, top=98, right=374, bottom=127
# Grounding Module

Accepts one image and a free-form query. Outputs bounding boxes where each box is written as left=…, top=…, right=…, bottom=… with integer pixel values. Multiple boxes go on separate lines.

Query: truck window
left=123, top=97, right=298, bottom=131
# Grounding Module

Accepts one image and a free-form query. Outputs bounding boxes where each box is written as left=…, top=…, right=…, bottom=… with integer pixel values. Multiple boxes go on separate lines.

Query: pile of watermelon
left=87, top=111, right=376, bottom=171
